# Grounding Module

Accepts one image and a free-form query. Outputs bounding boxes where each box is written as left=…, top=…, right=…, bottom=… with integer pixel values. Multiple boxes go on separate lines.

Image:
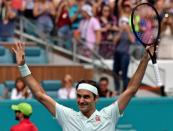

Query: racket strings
left=132, top=5, right=159, bottom=45
left=131, top=3, right=162, bottom=86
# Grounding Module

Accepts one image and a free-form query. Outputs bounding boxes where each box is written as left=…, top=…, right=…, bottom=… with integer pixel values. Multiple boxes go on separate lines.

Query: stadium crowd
left=0, top=0, right=173, bottom=57
left=1, top=0, right=173, bottom=99
left=0, top=74, right=117, bottom=100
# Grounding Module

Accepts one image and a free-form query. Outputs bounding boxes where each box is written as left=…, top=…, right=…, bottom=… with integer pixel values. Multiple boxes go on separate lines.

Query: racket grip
left=153, top=63, right=162, bottom=86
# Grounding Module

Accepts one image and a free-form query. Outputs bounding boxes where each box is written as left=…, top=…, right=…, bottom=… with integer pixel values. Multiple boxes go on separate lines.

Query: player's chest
left=74, top=115, right=112, bottom=130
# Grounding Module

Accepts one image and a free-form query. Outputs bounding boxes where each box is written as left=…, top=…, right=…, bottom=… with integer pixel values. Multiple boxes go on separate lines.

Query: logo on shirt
left=95, top=115, right=101, bottom=122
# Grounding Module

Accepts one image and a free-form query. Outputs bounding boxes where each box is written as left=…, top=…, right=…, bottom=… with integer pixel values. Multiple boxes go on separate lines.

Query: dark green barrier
left=0, top=97, right=173, bottom=131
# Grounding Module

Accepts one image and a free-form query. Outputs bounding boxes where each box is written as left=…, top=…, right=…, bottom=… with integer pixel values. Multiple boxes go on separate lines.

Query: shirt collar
left=78, top=110, right=100, bottom=121
left=20, top=118, right=30, bottom=124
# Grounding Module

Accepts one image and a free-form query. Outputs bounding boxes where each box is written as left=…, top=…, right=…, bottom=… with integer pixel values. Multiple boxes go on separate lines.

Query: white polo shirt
left=55, top=101, right=121, bottom=131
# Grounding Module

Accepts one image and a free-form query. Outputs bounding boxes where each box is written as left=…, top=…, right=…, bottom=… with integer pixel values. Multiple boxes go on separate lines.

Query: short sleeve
left=69, top=6, right=76, bottom=18
left=55, top=102, right=77, bottom=126
left=91, top=18, right=101, bottom=31
left=101, top=101, right=122, bottom=123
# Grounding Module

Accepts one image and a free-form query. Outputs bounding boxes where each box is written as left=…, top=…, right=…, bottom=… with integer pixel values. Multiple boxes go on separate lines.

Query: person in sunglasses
left=10, top=102, right=38, bottom=131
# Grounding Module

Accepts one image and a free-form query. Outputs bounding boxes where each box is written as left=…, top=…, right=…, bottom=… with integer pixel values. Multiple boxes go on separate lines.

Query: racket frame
left=131, top=3, right=163, bottom=86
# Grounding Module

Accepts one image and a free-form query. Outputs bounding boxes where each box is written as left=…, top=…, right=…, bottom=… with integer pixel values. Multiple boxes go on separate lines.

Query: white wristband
left=18, top=64, right=31, bottom=77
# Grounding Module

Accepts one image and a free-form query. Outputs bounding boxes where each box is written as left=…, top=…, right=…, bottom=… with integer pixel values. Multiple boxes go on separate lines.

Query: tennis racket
left=131, top=3, right=162, bottom=86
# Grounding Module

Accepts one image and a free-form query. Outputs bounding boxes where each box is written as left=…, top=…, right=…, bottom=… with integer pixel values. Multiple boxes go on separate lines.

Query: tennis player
left=12, top=42, right=154, bottom=131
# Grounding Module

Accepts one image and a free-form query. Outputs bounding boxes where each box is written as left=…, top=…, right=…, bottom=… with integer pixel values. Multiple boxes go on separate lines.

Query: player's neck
left=83, top=108, right=96, bottom=118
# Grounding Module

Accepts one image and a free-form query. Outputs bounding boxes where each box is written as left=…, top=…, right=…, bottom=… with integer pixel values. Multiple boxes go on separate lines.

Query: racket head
left=131, top=3, right=161, bottom=46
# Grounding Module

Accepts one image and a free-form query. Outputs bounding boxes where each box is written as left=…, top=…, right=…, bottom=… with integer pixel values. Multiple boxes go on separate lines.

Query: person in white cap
left=12, top=42, right=155, bottom=131
left=77, top=4, right=101, bottom=57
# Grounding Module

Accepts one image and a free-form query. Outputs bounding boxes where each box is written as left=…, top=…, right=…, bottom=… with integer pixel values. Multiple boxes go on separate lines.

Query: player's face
left=77, top=89, right=97, bottom=114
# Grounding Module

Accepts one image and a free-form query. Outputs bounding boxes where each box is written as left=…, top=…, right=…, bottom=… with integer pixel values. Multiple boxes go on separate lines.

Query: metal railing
left=16, top=16, right=111, bottom=71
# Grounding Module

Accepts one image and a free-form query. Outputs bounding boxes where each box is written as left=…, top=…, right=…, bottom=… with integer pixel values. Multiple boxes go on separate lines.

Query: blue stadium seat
left=41, top=80, right=62, bottom=98
left=0, top=46, right=13, bottom=64
left=4, top=80, right=15, bottom=91
left=0, top=83, right=5, bottom=98
left=25, top=47, right=48, bottom=64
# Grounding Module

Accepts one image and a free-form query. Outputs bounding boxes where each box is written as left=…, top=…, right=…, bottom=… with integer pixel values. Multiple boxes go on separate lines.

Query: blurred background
left=0, top=0, right=173, bottom=131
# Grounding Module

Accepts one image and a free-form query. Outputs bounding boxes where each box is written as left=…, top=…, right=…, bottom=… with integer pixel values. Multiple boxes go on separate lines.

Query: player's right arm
left=12, top=42, right=56, bottom=116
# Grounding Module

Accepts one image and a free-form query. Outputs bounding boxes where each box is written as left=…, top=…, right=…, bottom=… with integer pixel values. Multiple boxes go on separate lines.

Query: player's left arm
left=117, top=47, right=151, bottom=114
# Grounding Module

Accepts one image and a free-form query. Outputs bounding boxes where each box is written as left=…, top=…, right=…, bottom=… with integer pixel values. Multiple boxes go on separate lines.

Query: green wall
left=0, top=97, right=173, bottom=131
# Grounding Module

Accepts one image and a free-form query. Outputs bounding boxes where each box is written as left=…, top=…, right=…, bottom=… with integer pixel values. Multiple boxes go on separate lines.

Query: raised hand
left=144, top=45, right=158, bottom=60
left=12, top=42, right=25, bottom=66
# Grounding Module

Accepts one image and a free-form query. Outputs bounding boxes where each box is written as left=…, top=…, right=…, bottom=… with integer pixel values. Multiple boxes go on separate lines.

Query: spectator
left=108, top=0, right=116, bottom=13
left=0, top=0, right=17, bottom=42
left=11, top=0, right=25, bottom=11
left=55, top=0, right=71, bottom=38
left=77, top=4, right=101, bottom=57
left=112, top=0, right=135, bottom=94
left=158, top=6, right=173, bottom=59
left=155, top=0, right=165, bottom=15
left=52, top=0, right=61, bottom=8
left=118, top=0, right=132, bottom=24
left=11, top=77, right=32, bottom=100
left=10, top=102, right=38, bottom=131
left=22, top=0, right=35, bottom=19
left=99, top=76, right=116, bottom=97
left=0, top=86, right=8, bottom=99
left=99, top=4, right=118, bottom=59
left=57, top=74, right=76, bottom=99
left=69, top=0, right=85, bottom=31
left=92, top=0, right=111, bottom=16
left=99, top=4, right=118, bottom=41
left=113, top=18, right=135, bottom=95
left=85, top=0, right=95, bottom=6
left=92, top=0, right=104, bottom=16
left=33, top=0, right=55, bottom=36
left=55, top=0, right=72, bottom=49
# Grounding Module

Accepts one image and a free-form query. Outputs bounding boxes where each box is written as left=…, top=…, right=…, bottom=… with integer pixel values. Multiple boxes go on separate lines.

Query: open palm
left=12, top=42, right=25, bottom=66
